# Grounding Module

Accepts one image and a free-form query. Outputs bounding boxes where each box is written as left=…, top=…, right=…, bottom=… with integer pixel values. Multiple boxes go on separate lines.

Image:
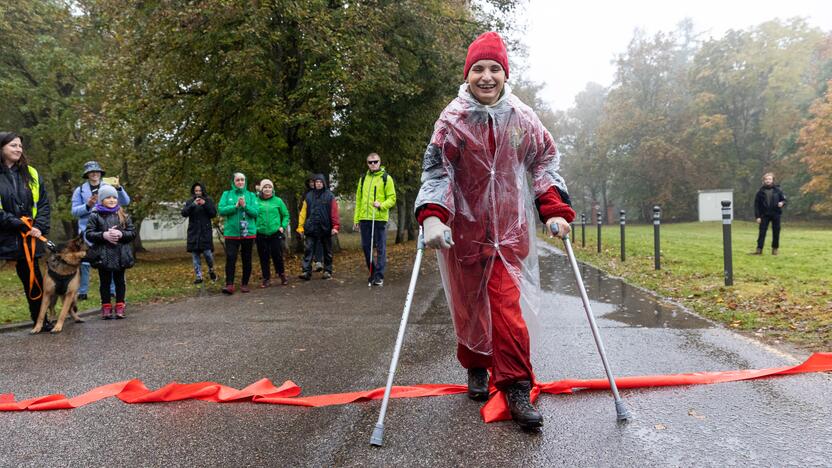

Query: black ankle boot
left=505, top=380, right=543, bottom=430
left=467, top=368, right=489, bottom=401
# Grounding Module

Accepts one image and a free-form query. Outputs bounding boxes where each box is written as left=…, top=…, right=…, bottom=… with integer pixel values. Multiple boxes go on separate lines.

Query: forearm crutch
left=551, top=223, right=631, bottom=422
left=370, top=228, right=451, bottom=446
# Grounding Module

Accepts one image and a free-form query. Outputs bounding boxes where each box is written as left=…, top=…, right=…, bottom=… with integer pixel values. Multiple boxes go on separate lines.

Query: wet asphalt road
left=1, top=239, right=831, bottom=467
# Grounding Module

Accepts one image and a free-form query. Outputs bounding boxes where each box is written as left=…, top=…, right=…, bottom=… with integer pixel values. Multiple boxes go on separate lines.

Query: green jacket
left=217, top=174, right=259, bottom=238
left=354, top=167, right=396, bottom=223
left=256, top=195, right=290, bottom=236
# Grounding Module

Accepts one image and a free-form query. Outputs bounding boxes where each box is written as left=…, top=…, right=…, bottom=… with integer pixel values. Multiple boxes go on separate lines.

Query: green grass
left=549, top=220, right=832, bottom=350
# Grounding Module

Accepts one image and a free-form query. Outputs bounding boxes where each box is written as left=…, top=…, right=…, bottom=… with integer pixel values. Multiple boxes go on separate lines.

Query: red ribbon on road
left=2, top=353, right=830, bottom=422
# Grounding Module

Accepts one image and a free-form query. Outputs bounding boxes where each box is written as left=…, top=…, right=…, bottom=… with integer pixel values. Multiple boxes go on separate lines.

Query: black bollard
left=619, top=210, right=626, bottom=261
left=581, top=213, right=586, bottom=248
left=721, top=200, right=733, bottom=286
left=653, top=205, right=661, bottom=270
left=597, top=211, right=603, bottom=253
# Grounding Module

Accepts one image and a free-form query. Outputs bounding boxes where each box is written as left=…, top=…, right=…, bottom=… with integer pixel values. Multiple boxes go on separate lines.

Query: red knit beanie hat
left=463, top=32, right=510, bottom=80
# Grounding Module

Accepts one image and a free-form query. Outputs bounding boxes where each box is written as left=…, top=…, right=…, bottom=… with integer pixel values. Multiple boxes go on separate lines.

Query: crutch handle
left=548, top=222, right=568, bottom=240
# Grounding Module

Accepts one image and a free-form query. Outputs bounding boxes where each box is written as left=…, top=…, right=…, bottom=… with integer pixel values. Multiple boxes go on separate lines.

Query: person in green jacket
left=353, top=153, right=396, bottom=286
left=255, top=178, right=290, bottom=287
left=217, top=172, right=259, bottom=294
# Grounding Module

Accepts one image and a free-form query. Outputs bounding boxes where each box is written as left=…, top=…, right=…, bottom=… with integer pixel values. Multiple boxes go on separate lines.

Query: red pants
left=456, top=259, right=533, bottom=389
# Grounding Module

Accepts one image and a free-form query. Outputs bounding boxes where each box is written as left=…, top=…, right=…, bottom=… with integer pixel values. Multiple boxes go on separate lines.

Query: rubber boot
left=115, top=302, right=126, bottom=319
left=505, top=380, right=543, bottom=430
left=467, top=368, right=489, bottom=401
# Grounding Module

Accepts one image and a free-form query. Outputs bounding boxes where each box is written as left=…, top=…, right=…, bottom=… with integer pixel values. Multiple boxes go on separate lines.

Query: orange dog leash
left=19, top=216, right=56, bottom=301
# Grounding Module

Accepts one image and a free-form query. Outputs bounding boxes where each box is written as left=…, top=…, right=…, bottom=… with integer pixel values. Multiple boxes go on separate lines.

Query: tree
left=797, top=80, right=832, bottom=215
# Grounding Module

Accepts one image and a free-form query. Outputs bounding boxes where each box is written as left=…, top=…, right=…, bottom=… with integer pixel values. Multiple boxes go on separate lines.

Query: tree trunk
left=405, top=190, right=416, bottom=241
left=395, top=194, right=405, bottom=244
left=132, top=217, right=147, bottom=253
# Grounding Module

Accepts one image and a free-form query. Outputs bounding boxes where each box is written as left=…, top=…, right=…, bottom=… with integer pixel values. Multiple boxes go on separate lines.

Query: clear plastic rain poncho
left=415, top=83, right=569, bottom=356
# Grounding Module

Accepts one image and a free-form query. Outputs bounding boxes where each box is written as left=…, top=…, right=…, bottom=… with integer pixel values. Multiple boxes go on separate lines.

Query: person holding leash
left=0, top=132, right=52, bottom=330
left=353, top=153, right=396, bottom=287
left=414, top=32, right=575, bottom=430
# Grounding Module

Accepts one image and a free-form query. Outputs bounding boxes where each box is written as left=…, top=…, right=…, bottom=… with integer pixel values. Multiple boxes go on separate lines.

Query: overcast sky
left=518, top=0, right=832, bottom=111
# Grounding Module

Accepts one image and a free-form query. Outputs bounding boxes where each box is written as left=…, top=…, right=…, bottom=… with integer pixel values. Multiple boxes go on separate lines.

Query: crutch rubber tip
left=370, top=423, right=385, bottom=446
left=615, top=401, right=632, bottom=422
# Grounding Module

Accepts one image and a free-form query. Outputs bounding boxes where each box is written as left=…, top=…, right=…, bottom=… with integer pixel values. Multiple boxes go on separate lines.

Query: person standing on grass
left=85, top=185, right=135, bottom=319
left=298, top=174, right=339, bottom=281
left=255, top=179, right=290, bottom=287
left=71, top=160, right=131, bottom=301
left=414, top=32, right=575, bottom=430
left=0, top=132, right=52, bottom=331
left=752, top=172, right=787, bottom=256
left=182, top=182, right=218, bottom=284
left=218, top=172, right=259, bottom=294
left=353, top=153, right=396, bottom=287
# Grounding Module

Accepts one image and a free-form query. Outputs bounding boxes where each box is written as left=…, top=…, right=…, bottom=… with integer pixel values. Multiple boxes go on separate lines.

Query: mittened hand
left=423, top=216, right=453, bottom=249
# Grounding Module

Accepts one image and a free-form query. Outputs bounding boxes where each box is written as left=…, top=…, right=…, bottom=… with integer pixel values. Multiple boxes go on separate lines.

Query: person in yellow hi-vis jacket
left=352, top=153, right=396, bottom=286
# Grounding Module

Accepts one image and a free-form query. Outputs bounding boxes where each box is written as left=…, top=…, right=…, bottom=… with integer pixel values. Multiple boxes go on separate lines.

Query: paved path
left=1, top=240, right=830, bottom=467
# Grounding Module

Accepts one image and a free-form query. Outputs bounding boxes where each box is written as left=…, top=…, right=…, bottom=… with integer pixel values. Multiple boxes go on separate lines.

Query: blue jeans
left=360, top=220, right=387, bottom=282
left=80, top=262, right=116, bottom=296
left=191, top=250, right=215, bottom=278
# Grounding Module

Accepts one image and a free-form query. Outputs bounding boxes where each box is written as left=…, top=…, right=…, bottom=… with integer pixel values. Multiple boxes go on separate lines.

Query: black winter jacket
left=754, top=185, right=787, bottom=218
left=0, top=164, right=50, bottom=260
left=181, top=184, right=217, bottom=252
left=85, top=209, right=136, bottom=271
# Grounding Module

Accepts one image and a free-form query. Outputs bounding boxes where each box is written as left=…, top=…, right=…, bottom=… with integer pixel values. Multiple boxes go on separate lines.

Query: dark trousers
left=225, top=238, right=254, bottom=286
left=98, top=269, right=126, bottom=304
left=302, top=234, right=332, bottom=273
left=256, top=233, right=285, bottom=280
left=757, top=215, right=781, bottom=249
left=360, top=220, right=387, bottom=281
left=15, top=258, right=44, bottom=323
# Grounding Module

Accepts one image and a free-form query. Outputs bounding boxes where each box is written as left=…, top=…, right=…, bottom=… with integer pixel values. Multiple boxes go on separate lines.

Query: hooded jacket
left=181, top=182, right=217, bottom=252
left=256, top=193, right=290, bottom=236
left=354, top=167, right=397, bottom=223
left=302, top=174, right=339, bottom=236
left=218, top=174, right=259, bottom=238
left=414, top=83, right=574, bottom=355
left=0, top=163, right=50, bottom=260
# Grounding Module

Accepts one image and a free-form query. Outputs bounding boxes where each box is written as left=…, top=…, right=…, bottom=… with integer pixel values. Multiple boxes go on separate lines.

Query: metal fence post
left=721, top=200, right=733, bottom=286
left=581, top=213, right=586, bottom=248
left=653, top=205, right=661, bottom=270
left=619, top=210, right=626, bottom=261
left=596, top=211, right=602, bottom=253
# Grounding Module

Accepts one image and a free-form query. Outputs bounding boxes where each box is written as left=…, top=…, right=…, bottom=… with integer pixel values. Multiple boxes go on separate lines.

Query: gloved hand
left=423, top=216, right=454, bottom=249
left=546, top=217, right=570, bottom=239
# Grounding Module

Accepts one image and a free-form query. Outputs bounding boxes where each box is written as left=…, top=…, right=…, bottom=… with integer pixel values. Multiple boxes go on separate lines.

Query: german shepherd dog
left=31, top=237, right=88, bottom=334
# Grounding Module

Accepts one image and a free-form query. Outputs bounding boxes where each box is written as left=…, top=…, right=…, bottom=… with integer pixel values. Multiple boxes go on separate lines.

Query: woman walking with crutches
left=413, top=32, right=576, bottom=430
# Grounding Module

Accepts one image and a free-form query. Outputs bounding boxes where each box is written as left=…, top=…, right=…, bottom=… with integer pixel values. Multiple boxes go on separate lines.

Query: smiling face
left=102, top=196, right=118, bottom=208
left=466, top=59, right=506, bottom=105
left=233, top=174, right=246, bottom=189
left=1, top=137, right=23, bottom=167
left=260, top=183, right=273, bottom=198
left=193, top=185, right=203, bottom=197
left=87, top=171, right=102, bottom=185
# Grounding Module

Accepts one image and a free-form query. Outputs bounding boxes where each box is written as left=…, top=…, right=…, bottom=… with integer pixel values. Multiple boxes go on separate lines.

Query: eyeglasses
left=367, top=160, right=380, bottom=165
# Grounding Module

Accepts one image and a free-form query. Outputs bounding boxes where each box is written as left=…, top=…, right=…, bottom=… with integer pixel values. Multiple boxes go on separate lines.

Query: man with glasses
left=353, top=153, right=396, bottom=286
